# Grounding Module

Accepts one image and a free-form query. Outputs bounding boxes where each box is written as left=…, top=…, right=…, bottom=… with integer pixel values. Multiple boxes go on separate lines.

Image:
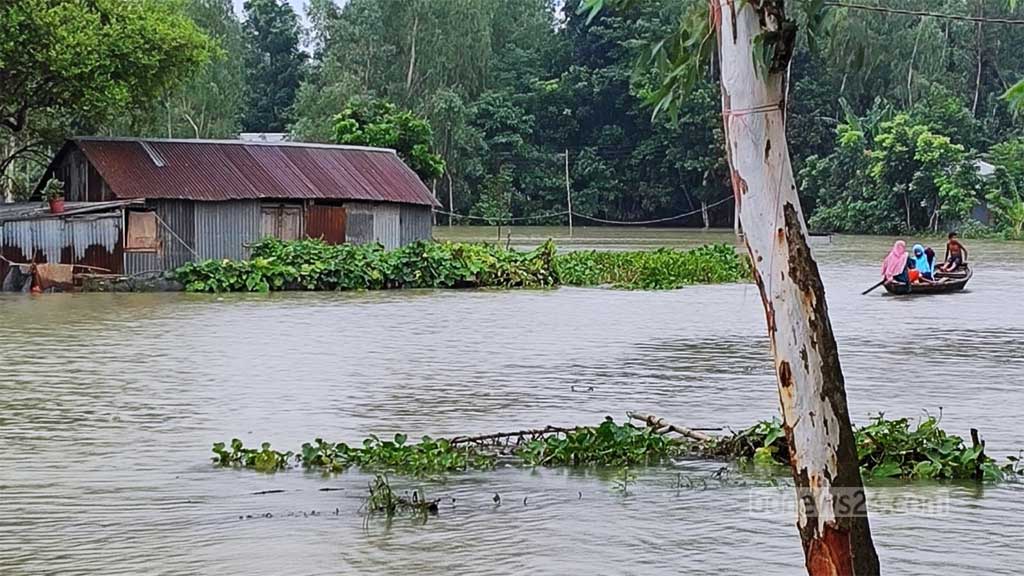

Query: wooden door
left=260, top=204, right=304, bottom=240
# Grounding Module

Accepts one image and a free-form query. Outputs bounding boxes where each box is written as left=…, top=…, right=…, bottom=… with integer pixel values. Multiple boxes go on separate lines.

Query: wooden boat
left=883, top=264, right=973, bottom=295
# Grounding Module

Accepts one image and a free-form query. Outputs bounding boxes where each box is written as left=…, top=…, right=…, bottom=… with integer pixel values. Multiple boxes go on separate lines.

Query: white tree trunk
left=714, top=3, right=879, bottom=575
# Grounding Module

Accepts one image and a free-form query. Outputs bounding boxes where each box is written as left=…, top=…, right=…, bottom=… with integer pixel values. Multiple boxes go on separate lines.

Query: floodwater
left=1, top=227, right=1022, bottom=575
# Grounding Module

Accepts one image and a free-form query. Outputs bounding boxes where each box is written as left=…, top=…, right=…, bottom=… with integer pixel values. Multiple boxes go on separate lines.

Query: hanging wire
left=434, top=195, right=734, bottom=226
left=433, top=208, right=571, bottom=223
left=571, top=195, right=734, bottom=225
left=825, top=2, right=1024, bottom=25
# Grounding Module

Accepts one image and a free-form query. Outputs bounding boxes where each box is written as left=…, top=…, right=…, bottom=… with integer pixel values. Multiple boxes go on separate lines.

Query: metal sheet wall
left=371, top=204, right=401, bottom=249
left=0, top=213, right=123, bottom=274
left=194, top=200, right=262, bottom=260
left=307, top=205, right=347, bottom=244
left=400, top=205, right=432, bottom=245
left=124, top=200, right=196, bottom=275
left=346, top=210, right=374, bottom=245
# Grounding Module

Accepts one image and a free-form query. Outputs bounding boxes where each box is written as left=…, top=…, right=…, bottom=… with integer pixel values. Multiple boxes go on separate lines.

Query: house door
left=261, top=204, right=303, bottom=240
left=306, top=205, right=347, bottom=244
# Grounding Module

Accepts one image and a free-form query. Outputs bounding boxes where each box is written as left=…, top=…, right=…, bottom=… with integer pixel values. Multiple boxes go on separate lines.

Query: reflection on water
left=1, top=228, right=1022, bottom=575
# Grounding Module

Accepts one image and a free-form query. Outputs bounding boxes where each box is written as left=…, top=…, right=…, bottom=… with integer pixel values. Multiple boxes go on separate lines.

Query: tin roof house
left=1, top=137, right=438, bottom=284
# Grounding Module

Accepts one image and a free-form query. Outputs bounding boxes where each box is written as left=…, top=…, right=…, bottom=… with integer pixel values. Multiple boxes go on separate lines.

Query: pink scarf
left=881, top=240, right=907, bottom=281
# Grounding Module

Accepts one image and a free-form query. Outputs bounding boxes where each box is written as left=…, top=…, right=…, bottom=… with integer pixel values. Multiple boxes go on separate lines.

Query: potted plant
left=42, top=178, right=65, bottom=214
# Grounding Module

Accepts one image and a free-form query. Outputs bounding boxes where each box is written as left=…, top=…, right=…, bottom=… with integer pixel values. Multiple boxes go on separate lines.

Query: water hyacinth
left=175, top=238, right=750, bottom=293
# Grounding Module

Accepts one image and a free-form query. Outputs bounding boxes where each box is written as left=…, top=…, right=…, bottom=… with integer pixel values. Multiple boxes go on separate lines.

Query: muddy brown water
left=1, top=228, right=1022, bottom=575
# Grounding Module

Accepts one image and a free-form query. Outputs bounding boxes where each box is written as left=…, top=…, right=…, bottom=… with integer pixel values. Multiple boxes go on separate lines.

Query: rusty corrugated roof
left=0, top=199, right=143, bottom=223
left=64, top=137, right=440, bottom=207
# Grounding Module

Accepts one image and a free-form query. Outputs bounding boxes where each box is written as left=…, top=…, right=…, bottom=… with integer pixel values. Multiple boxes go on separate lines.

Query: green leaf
left=871, top=461, right=904, bottom=478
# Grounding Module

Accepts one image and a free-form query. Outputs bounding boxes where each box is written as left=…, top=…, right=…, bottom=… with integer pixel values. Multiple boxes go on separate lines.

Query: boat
left=883, top=264, right=973, bottom=295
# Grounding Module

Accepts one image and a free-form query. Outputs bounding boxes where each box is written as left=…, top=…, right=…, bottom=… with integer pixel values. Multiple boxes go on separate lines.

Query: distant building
left=0, top=137, right=437, bottom=283
left=239, top=133, right=289, bottom=143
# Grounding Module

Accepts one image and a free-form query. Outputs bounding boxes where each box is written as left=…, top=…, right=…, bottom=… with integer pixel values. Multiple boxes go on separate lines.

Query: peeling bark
left=713, top=2, right=880, bottom=574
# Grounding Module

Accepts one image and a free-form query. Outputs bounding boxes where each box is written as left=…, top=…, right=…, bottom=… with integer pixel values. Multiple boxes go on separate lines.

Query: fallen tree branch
left=627, top=412, right=715, bottom=443
left=449, top=425, right=576, bottom=447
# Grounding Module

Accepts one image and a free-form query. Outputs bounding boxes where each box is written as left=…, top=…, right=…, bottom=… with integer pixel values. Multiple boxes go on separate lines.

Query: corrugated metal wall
left=195, top=200, right=262, bottom=260
left=307, top=205, right=346, bottom=244
left=0, top=213, right=123, bottom=275
left=372, top=204, right=401, bottom=249
left=400, top=205, right=432, bottom=245
left=124, top=200, right=196, bottom=275
left=344, top=202, right=431, bottom=248
left=346, top=210, right=374, bottom=245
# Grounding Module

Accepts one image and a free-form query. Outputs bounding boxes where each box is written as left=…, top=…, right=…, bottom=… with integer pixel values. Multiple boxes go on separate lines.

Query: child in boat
left=912, top=244, right=933, bottom=281
left=939, top=232, right=968, bottom=272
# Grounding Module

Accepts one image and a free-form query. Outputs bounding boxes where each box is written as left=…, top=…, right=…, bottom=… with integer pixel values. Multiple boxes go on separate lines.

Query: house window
left=126, top=211, right=158, bottom=252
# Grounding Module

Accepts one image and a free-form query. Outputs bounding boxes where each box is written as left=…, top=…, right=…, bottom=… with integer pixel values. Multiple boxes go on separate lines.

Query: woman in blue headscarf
left=912, top=244, right=933, bottom=281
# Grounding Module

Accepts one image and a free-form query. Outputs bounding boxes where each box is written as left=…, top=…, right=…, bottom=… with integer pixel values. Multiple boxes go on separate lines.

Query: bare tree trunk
left=406, top=11, right=419, bottom=94
left=447, top=171, right=455, bottom=228
left=972, top=0, right=984, bottom=117
left=713, top=3, right=879, bottom=574
left=701, top=200, right=709, bottom=229
left=904, top=190, right=912, bottom=231
left=907, top=28, right=921, bottom=108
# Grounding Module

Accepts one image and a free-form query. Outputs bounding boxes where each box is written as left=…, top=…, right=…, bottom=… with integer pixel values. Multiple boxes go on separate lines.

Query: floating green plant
left=211, top=439, right=293, bottom=472
left=211, top=414, right=1022, bottom=482
left=175, top=238, right=748, bottom=293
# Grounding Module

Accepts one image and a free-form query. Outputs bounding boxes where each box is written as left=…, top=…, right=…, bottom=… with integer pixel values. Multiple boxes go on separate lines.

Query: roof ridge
left=72, top=136, right=397, bottom=155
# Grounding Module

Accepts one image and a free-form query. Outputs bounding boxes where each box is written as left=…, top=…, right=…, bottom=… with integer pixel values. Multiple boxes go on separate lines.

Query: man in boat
left=938, top=231, right=968, bottom=273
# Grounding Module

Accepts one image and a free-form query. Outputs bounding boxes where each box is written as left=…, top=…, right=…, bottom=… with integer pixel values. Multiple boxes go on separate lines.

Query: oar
left=861, top=279, right=885, bottom=295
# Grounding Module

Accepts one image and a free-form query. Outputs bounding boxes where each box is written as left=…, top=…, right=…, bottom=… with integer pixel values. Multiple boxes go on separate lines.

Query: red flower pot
left=49, top=197, right=65, bottom=214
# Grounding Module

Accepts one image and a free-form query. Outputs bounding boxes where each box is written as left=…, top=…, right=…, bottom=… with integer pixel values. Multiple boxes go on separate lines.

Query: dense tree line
left=2, top=0, right=1024, bottom=237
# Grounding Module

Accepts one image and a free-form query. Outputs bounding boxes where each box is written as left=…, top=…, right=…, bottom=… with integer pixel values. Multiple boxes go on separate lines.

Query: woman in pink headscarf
left=881, top=240, right=909, bottom=283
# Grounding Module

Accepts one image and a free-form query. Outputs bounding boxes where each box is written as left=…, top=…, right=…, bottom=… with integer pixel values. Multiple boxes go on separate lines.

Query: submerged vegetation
left=300, top=435, right=496, bottom=476
left=212, top=414, right=1022, bottom=483
left=364, top=475, right=439, bottom=520
left=517, top=417, right=677, bottom=467
left=554, top=244, right=749, bottom=289
left=174, top=238, right=749, bottom=293
left=710, top=415, right=1021, bottom=482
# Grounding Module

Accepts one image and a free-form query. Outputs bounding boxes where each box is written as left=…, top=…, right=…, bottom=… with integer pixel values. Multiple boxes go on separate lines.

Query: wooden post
left=565, top=149, right=573, bottom=237
left=447, top=172, right=454, bottom=228
left=713, top=2, right=880, bottom=574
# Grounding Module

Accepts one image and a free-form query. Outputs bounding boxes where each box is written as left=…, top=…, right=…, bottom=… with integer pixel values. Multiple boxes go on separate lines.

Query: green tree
left=333, top=98, right=445, bottom=182
left=986, top=137, right=1024, bottom=238
left=242, top=0, right=306, bottom=132
left=0, top=0, right=213, bottom=196
left=109, top=0, right=248, bottom=139
left=806, top=110, right=982, bottom=234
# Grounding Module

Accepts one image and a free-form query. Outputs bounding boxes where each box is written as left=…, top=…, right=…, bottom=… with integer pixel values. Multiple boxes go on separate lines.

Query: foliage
left=175, top=238, right=559, bottom=292
left=211, top=438, right=293, bottom=472
left=518, top=417, right=680, bottom=467
left=212, top=414, right=1022, bottom=482
left=106, top=0, right=248, bottom=139
left=554, top=244, right=749, bottom=289
left=365, top=474, right=439, bottom=519
left=804, top=106, right=986, bottom=235
left=333, top=97, right=445, bottom=181
left=242, top=0, right=306, bottom=132
left=854, top=415, right=1004, bottom=481
left=716, top=415, right=1021, bottom=481
left=40, top=179, right=64, bottom=201
left=300, top=435, right=496, bottom=476
left=0, top=0, right=213, bottom=197
left=986, top=138, right=1024, bottom=239
left=175, top=238, right=748, bottom=293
